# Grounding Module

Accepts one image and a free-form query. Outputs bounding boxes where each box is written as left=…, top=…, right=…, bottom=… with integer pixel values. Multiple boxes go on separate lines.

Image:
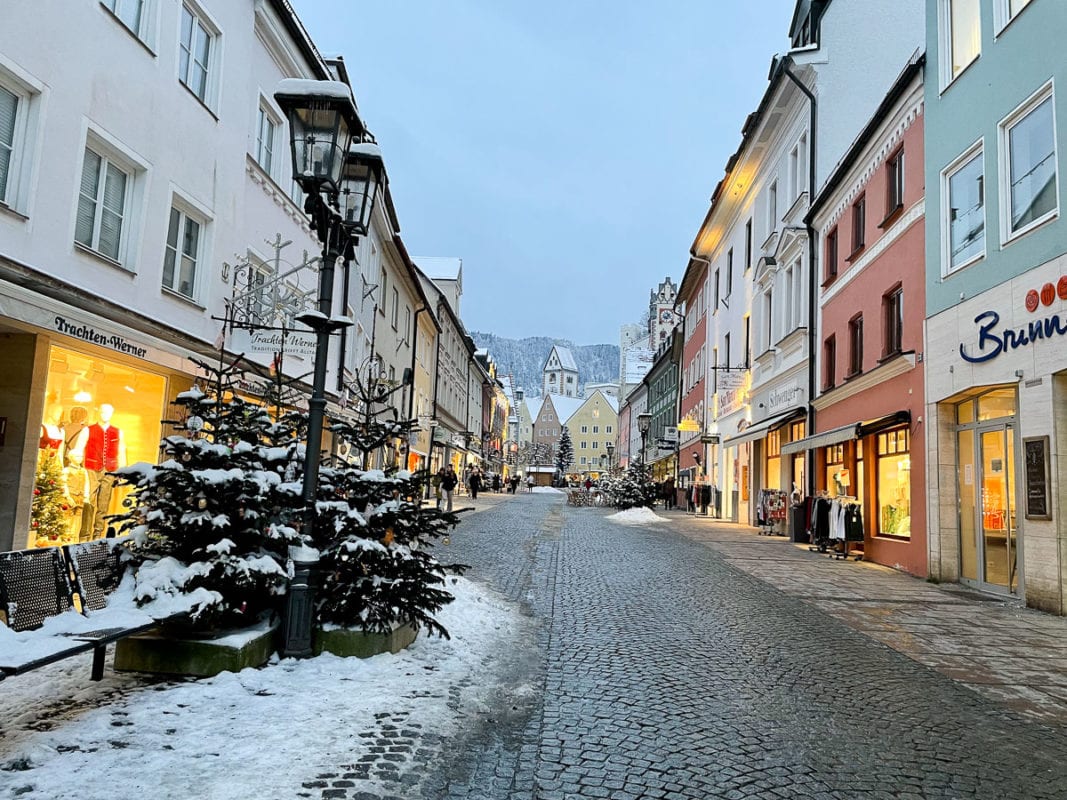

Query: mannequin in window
left=833, top=467, right=851, bottom=497
left=63, top=406, right=92, bottom=540
left=39, top=404, right=65, bottom=463
left=84, top=403, right=126, bottom=538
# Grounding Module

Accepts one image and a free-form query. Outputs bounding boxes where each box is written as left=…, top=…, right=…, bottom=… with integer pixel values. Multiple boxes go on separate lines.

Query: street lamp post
left=275, top=78, right=383, bottom=657
left=605, top=441, right=615, bottom=474
left=637, top=412, right=652, bottom=467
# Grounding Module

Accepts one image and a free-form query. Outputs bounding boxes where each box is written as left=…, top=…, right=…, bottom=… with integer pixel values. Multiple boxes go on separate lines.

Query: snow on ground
left=0, top=577, right=525, bottom=800
left=606, top=507, right=668, bottom=525
left=531, top=486, right=563, bottom=494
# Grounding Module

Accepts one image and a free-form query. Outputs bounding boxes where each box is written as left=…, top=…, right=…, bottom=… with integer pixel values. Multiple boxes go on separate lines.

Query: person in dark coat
left=441, top=466, right=458, bottom=512
left=468, top=467, right=482, bottom=500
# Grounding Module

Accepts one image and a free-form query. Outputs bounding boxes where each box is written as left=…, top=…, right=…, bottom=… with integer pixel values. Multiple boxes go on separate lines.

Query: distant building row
left=616, top=0, right=1067, bottom=616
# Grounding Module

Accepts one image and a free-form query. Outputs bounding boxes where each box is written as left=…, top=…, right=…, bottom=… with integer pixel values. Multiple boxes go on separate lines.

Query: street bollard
left=282, top=546, right=319, bottom=658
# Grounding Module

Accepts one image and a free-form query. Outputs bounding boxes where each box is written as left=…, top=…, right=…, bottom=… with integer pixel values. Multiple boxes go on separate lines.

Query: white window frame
left=939, top=0, right=982, bottom=91
left=994, top=0, right=1033, bottom=35
left=254, top=98, right=281, bottom=179
left=177, top=1, right=221, bottom=110
left=162, top=193, right=210, bottom=301
left=941, top=138, right=986, bottom=276
left=0, top=59, right=42, bottom=217
left=767, top=179, right=778, bottom=232
left=101, top=0, right=160, bottom=50
left=998, top=81, right=1058, bottom=246
left=74, top=129, right=148, bottom=269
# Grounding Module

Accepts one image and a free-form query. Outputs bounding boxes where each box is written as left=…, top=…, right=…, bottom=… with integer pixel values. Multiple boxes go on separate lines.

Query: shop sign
left=762, top=383, right=805, bottom=414
left=716, top=371, right=747, bottom=416
left=54, top=316, right=148, bottom=359
left=231, top=328, right=317, bottom=358
left=960, top=277, right=1067, bottom=364
left=1024, top=436, right=1052, bottom=520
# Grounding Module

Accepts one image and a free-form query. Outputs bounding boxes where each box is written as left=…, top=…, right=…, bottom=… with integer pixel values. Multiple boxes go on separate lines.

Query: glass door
left=958, top=424, right=1019, bottom=593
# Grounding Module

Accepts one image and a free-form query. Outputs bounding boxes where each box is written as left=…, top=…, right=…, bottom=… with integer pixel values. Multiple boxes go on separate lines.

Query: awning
left=781, top=410, right=910, bottom=455
left=721, top=408, right=805, bottom=448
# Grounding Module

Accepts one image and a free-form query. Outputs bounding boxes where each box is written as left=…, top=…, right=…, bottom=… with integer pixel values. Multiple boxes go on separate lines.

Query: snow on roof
left=275, top=78, right=354, bottom=103
left=547, top=346, right=578, bottom=372
left=602, top=394, right=619, bottom=414
left=547, top=394, right=585, bottom=424
left=414, top=257, right=462, bottom=280
left=526, top=396, right=545, bottom=421
left=623, top=346, right=655, bottom=382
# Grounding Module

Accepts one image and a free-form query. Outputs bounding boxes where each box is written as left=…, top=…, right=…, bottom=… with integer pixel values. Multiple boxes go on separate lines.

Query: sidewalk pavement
left=661, top=509, right=1067, bottom=725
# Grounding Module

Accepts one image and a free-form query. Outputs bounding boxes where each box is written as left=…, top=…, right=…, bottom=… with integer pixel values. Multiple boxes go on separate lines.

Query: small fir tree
left=556, top=426, right=574, bottom=477
left=31, top=455, right=70, bottom=545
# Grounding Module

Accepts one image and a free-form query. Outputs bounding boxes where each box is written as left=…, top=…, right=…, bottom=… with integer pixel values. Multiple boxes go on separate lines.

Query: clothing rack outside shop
left=804, top=493, right=864, bottom=560
left=756, top=488, right=788, bottom=536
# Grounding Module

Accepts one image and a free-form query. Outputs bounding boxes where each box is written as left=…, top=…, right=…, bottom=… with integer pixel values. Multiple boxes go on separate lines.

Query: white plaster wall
left=0, top=1, right=331, bottom=377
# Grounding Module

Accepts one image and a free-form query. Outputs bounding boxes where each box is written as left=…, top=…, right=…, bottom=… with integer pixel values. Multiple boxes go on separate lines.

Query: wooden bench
left=0, top=541, right=159, bottom=681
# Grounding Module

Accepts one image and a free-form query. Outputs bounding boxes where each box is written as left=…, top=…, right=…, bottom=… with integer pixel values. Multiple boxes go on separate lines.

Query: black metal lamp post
left=637, top=412, right=652, bottom=467
left=274, top=78, right=382, bottom=657
left=605, top=441, right=615, bottom=473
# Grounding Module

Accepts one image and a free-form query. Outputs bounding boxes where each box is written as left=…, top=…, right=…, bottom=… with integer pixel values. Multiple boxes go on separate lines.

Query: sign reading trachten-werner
left=230, top=328, right=317, bottom=358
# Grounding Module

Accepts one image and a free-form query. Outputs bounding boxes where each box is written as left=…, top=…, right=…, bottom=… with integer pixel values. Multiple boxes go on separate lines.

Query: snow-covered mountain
left=471, top=332, right=619, bottom=396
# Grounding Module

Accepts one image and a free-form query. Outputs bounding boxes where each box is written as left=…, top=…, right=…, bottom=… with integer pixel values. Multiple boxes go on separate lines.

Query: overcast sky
left=291, top=1, right=796, bottom=344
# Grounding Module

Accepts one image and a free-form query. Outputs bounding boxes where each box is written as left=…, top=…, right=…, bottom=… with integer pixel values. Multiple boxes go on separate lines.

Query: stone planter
left=314, top=620, right=417, bottom=658
left=114, top=619, right=278, bottom=677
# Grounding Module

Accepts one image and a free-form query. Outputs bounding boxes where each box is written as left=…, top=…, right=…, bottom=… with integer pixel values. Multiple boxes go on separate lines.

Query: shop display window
left=31, top=345, right=167, bottom=547
left=765, top=429, right=782, bottom=490
left=825, top=444, right=846, bottom=496
left=877, top=428, right=911, bottom=538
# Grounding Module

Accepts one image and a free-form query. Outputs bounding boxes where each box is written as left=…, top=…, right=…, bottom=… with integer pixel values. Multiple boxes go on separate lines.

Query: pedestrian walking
left=431, top=468, right=444, bottom=510
left=527, top=474, right=535, bottom=492
left=441, top=466, right=458, bottom=512
left=510, top=475, right=520, bottom=494
left=492, top=473, right=501, bottom=493
left=468, top=467, right=482, bottom=500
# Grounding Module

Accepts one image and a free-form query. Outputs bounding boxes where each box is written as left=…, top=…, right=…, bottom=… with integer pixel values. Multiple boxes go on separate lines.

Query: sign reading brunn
left=231, top=328, right=317, bottom=358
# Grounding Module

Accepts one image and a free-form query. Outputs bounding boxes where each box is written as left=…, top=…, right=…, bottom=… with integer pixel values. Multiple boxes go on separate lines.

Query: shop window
left=765, top=429, right=782, bottom=490
left=1001, top=85, right=1057, bottom=240
left=33, top=345, right=167, bottom=547
left=825, top=443, right=845, bottom=495
left=877, top=428, right=911, bottom=538
left=977, top=387, right=1016, bottom=421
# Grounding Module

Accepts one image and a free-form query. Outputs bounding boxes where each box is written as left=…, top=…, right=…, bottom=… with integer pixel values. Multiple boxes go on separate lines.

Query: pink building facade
left=798, top=59, right=927, bottom=576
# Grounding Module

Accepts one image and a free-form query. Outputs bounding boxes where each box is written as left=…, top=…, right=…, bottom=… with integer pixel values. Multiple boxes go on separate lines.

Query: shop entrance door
left=958, top=423, right=1020, bottom=594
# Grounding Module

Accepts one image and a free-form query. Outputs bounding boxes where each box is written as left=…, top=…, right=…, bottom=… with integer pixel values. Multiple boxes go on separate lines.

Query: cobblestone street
left=317, top=492, right=1067, bottom=799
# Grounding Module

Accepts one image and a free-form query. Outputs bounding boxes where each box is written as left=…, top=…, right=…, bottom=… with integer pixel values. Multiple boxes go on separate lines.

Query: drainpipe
left=783, top=58, right=818, bottom=500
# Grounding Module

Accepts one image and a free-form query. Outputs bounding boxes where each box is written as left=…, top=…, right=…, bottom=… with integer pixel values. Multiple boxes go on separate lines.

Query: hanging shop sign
left=53, top=316, right=148, bottom=359
left=959, top=277, right=1067, bottom=364
left=230, top=328, right=317, bottom=358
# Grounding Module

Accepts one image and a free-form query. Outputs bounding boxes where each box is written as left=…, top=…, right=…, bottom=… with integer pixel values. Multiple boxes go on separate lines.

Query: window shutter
left=0, top=87, right=17, bottom=200
left=76, top=149, right=102, bottom=247
left=98, top=162, right=127, bottom=259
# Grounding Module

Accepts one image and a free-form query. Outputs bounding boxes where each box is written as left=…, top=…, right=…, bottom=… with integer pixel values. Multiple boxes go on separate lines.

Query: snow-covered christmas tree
left=556, top=426, right=574, bottom=476
left=113, top=356, right=303, bottom=632
left=600, top=462, right=658, bottom=510
left=309, top=365, right=466, bottom=638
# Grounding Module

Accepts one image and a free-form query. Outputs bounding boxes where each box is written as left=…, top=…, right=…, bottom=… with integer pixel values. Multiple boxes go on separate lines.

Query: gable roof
left=544, top=345, right=578, bottom=373
left=571, top=390, right=619, bottom=419
left=545, top=394, right=585, bottom=425
left=414, top=256, right=462, bottom=281
left=525, top=396, right=545, bottom=423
